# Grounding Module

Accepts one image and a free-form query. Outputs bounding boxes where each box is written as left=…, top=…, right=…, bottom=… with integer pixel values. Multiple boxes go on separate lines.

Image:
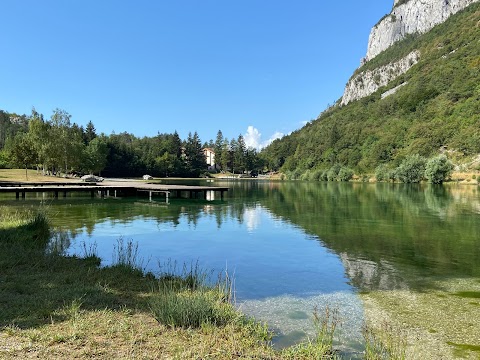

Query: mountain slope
left=261, top=2, right=480, bottom=174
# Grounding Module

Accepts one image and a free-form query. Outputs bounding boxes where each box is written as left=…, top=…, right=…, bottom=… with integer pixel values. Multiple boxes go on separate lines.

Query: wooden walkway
left=0, top=181, right=229, bottom=202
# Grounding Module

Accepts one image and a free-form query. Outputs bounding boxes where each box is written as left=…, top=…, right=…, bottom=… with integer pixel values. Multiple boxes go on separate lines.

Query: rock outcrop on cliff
left=366, top=0, right=479, bottom=61
left=341, top=0, right=479, bottom=105
left=341, top=51, right=420, bottom=106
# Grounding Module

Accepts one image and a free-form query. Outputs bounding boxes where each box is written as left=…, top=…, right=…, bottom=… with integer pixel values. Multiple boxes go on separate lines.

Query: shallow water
left=2, top=180, right=480, bottom=356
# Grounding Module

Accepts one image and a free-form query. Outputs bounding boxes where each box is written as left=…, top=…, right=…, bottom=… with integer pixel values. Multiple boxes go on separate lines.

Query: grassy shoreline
left=0, top=208, right=343, bottom=359
left=1, top=168, right=479, bottom=185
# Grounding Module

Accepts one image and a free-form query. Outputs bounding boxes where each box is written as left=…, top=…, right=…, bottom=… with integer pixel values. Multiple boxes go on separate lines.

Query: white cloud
left=243, top=126, right=284, bottom=151
left=263, top=131, right=284, bottom=148
left=244, top=126, right=262, bottom=150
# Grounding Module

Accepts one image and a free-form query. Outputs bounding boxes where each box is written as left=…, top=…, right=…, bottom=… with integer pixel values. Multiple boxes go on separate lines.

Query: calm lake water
left=2, top=180, right=480, bottom=357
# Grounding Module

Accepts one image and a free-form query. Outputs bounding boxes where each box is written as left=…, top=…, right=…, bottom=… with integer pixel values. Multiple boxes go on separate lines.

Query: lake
left=2, top=180, right=480, bottom=358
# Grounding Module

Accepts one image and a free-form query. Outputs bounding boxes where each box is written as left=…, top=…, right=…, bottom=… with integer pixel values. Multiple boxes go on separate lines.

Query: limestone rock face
left=366, top=0, right=479, bottom=60
left=340, top=0, right=478, bottom=105
left=341, top=51, right=420, bottom=106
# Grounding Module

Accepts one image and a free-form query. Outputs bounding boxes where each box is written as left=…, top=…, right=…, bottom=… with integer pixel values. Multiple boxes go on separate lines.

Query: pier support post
left=91, top=190, right=95, bottom=198
left=16, top=192, right=19, bottom=199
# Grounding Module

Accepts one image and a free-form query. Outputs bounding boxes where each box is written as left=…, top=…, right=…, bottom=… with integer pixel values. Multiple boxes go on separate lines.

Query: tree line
left=0, top=109, right=265, bottom=178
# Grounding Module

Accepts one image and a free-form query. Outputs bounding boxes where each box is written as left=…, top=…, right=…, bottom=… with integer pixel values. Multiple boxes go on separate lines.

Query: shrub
left=375, top=164, right=390, bottom=182
left=326, top=164, right=341, bottom=181
left=361, top=174, right=371, bottom=182
left=292, top=169, right=303, bottom=180
left=388, top=168, right=397, bottom=182
left=320, top=170, right=329, bottom=181
left=424, top=155, right=454, bottom=184
left=311, top=169, right=323, bottom=181
left=337, top=167, right=354, bottom=182
left=395, top=154, right=426, bottom=183
left=300, top=170, right=312, bottom=181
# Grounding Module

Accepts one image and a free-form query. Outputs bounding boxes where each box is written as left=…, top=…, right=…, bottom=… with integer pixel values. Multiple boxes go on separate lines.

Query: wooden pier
left=0, top=181, right=229, bottom=202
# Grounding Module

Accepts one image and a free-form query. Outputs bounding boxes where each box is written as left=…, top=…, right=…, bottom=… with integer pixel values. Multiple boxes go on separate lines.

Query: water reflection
left=3, top=181, right=480, bottom=354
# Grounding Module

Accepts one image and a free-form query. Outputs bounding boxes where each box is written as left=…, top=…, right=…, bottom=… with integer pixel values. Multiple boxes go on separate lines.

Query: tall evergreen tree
left=214, top=130, right=224, bottom=170
left=184, top=131, right=206, bottom=177
left=234, top=134, right=246, bottom=173
left=84, top=120, right=97, bottom=144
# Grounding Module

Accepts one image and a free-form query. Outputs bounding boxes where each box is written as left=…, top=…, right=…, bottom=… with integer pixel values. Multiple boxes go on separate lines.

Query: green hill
left=261, top=3, right=480, bottom=176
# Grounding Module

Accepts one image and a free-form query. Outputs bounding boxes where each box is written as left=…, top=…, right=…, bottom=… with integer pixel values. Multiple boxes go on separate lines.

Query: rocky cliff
left=341, top=50, right=420, bottom=106
left=367, top=0, right=478, bottom=60
left=341, top=0, right=479, bottom=105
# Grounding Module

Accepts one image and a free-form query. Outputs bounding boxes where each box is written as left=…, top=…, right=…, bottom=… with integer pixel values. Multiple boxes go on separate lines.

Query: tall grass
left=150, top=261, right=237, bottom=329
left=0, top=206, right=50, bottom=247
left=281, top=305, right=341, bottom=359
left=111, top=237, right=147, bottom=274
left=363, top=322, right=406, bottom=360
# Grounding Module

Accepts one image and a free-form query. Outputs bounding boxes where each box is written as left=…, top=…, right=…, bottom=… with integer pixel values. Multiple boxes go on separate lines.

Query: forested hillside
left=260, top=3, right=480, bottom=176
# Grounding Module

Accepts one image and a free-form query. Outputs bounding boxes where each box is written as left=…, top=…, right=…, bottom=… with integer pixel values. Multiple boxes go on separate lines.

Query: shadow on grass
left=0, top=219, right=155, bottom=330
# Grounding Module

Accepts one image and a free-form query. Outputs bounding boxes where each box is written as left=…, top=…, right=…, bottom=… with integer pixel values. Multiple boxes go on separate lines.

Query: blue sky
left=1, top=0, right=392, bottom=148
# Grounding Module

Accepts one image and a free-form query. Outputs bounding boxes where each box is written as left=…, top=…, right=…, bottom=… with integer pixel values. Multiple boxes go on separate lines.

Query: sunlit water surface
left=3, top=180, right=480, bottom=357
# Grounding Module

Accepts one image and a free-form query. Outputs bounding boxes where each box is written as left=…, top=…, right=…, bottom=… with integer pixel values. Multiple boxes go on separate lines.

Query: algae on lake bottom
left=361, top=277, right=480, bottom=359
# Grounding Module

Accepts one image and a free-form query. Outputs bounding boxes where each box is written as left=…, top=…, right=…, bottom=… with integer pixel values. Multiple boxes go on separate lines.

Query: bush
left=300, top=170, right=312, bottom=181
left=311, top=169, right=323, bottom=181
left=337, top=167, right=354, bottom=182
left=395, top=154, right=426, bottom=183
left=375, top=164, right=390, bottom=182
left=326, top=164, right=341, bottom=181
left=361, top=174, right=371, bottom=182
left=424, top=154, right=454, bottom=184
left=320, top=170, right=328, bottom=181
left=388, top=168, right=397, bottom=182
left=292, top=169, right=303, bottom=180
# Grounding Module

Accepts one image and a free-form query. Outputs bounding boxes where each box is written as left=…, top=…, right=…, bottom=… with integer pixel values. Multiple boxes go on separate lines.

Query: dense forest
left=260, top=3, right=480, bottom=178
left=0, top=109, right=264, bottom=178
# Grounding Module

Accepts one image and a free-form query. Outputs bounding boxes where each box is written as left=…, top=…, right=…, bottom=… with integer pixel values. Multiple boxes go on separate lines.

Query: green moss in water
left=287, top=310, right=309, bottom=320
left=453, top=291, right=480, bottom=299
left=428, top=329, right=437, bottom=333
left=274, top=330, right=307, bottom=348
left=447, top=342, right=480, bottom=357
